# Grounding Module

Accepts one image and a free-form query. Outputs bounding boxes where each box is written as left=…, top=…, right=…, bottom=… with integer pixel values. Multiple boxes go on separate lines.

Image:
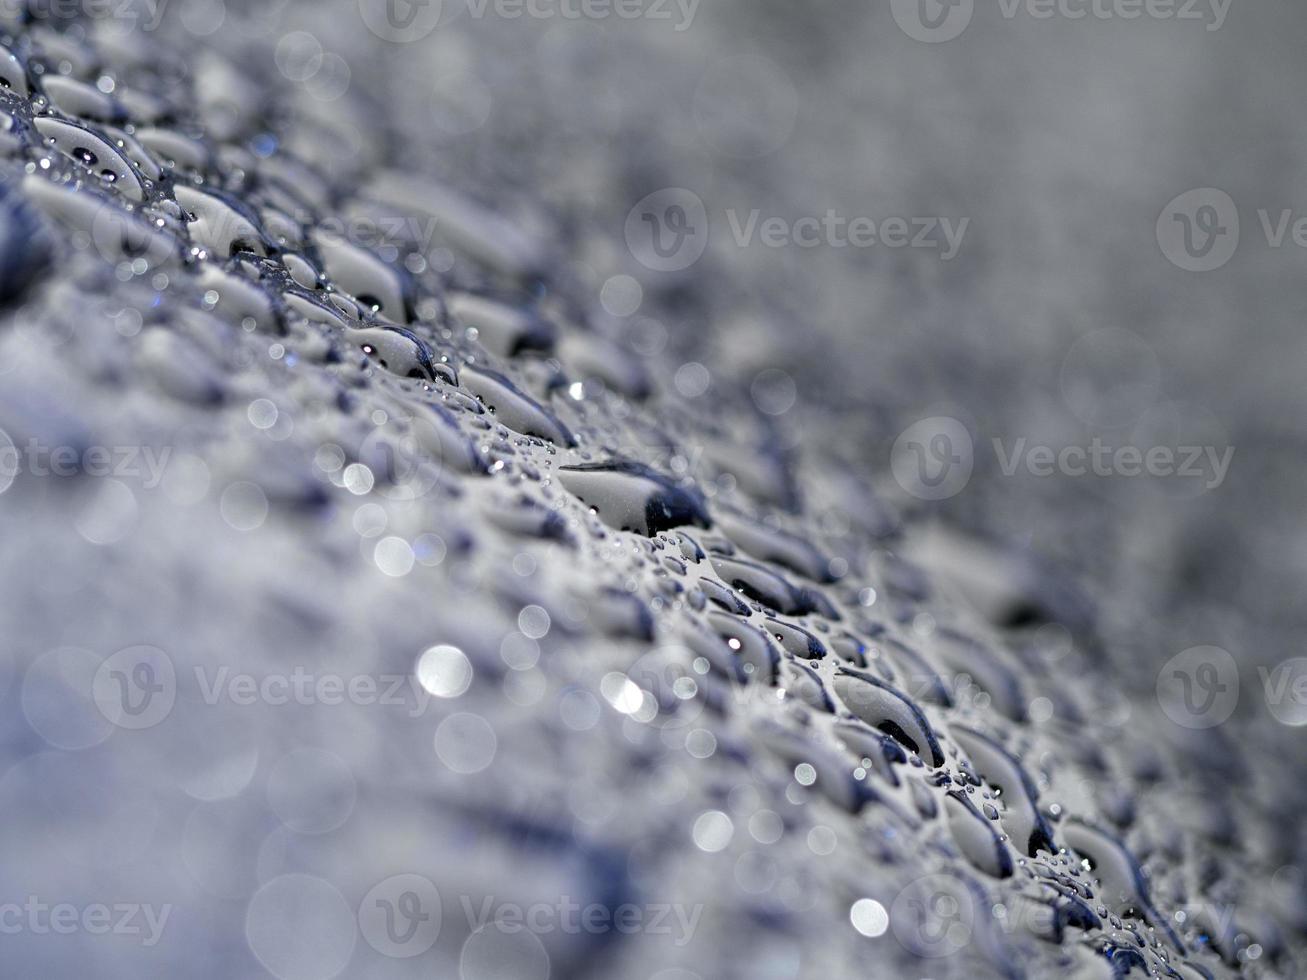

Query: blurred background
left=292, top=0, right=1307, bottom=682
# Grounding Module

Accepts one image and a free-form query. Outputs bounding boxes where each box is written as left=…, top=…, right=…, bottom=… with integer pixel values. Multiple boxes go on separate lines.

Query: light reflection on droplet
left=248, top=398, right=279, bottom=429
left=315, top=444, right=345, bottom=473
left=275, top=32, right=323, bottom=83
left=500, top=632, right=540, bottom=671
left=693, top=810, right=734, bottom=852
left=266, top=748, right=356, bottom=835
left=559, top=688, right=600, bottom=731
left=352, top=502, right=387, bottom=537
left=245, top=874, right=356, bottom=980
left=518, top=604, right=551, bottom=639
left=178, top=0, right=225, bottom=36
left=305, top=52, right=351, bottom=102
left=600, top=274, right=643, bottom=317
left=459, top=925, right=550, bottom=980
left=76, top=479, right=138, bottom=544
left=751, top=368, right=797, bottom=416
left=685, top=728, right=717, bottom=758
left=674, top=362, right=711, bottom=398
left=808, top=825, right=837, bottom=856
left=220, top=481, right=268, bottom=531
left=850, top=898, right=888, bottom=938
left=1029, top=696, right=1055, bottom=723
left=434, top=712, right=496, bottom=773
left=374, top=536, right=415, bottom=577
left=415, top=532, right=447, bottom=566
left=416, top=645, right=473, bottom=699
left=600, top=671, right=643, bottom=715
left=343, top=462, right=374, bottom=495
left=21, top=647, right=114, bottom=750
left=749, top=809, right=783, bottom=845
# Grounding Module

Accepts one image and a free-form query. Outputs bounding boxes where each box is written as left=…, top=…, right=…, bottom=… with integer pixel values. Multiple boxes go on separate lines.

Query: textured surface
left=0, top=4, right=1304, bottom=979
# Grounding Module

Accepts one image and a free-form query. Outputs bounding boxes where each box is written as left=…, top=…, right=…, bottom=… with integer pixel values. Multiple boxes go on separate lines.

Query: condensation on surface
left=0, top=8, right=1300, bottom=980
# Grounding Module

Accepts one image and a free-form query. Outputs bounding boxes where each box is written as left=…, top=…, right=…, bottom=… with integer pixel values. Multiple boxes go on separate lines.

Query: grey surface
left=0, top=2, right=1304, bottom=978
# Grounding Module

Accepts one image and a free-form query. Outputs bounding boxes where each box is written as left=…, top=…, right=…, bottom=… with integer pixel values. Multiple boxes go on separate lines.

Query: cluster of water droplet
left=0, top=6, right=1299, bottom=980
